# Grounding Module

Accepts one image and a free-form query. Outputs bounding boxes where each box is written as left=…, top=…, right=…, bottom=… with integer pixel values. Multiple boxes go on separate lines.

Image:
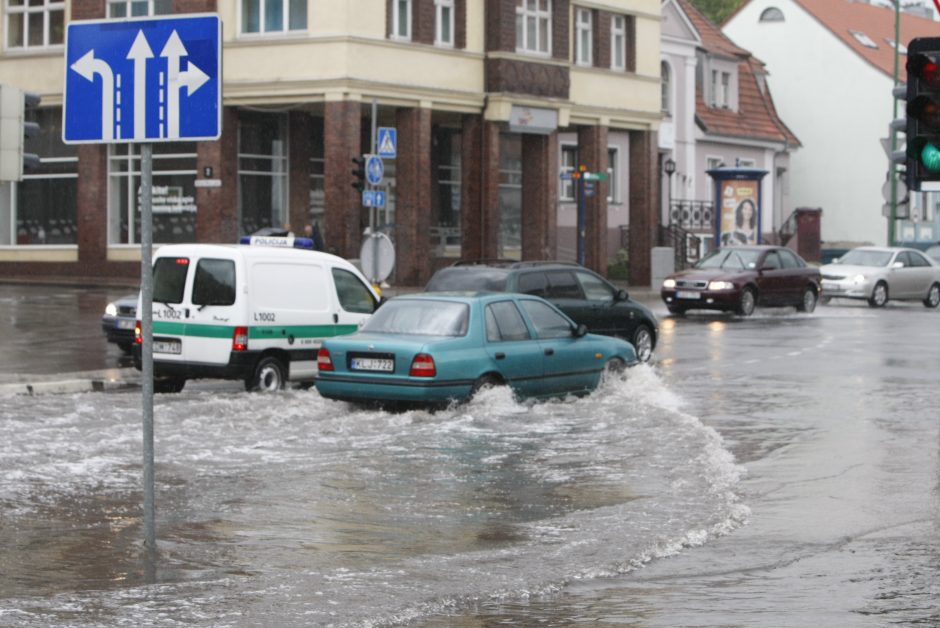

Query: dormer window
left=759, top=7, right=784, bottom=22
left=711, top=69, right=733, bottom=109
left=850, top=30, right=878, bottom=49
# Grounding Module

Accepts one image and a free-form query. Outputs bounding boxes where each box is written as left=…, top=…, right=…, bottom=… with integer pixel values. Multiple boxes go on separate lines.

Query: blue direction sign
left=365, top=154, right=384, bottom=185
left=377, top=127, right=397, bottom=158
left=63, top=14, right=221, bottom=144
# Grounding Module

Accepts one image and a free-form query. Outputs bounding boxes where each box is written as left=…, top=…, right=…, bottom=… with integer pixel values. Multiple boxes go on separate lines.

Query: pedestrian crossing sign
left=377, top=127, right=397, bottom=158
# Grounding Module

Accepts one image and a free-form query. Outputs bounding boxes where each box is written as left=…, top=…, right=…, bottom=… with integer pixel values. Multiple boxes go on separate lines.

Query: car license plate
left=117, top=319, right=135, bottom=330
left=153, top=339, right=181, bottom=354
left=350, top=357, right=394, bottom=372
left=676, top=290, right=701, bottom=299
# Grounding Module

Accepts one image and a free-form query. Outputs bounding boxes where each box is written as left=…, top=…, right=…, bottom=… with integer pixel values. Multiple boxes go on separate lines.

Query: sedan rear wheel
left=736, top=287, right=757, bottom=317
left=470, top=374, right=503, bottom=399
left=797, top=287, right=817, bottom=313
left=868, top=281, right=888, bottom=308
left=631, top=325, right=654, bottom=363
left=924, top=283, right=940, bottom=308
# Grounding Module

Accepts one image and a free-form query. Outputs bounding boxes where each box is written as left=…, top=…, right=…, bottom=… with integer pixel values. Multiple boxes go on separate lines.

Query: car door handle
left=544, top=348, right=555, bottom=356
left=495, top=352, right=506, bottom=360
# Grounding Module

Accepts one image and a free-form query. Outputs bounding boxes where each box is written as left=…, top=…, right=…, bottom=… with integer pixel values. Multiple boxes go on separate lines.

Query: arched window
left=661, top=61, right=672, bottom=115
left=759, top=7, right=784, bottom=22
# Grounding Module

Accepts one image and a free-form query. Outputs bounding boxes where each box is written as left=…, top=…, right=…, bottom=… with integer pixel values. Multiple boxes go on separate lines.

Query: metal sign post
left=140, top=144, right=155, bottom=551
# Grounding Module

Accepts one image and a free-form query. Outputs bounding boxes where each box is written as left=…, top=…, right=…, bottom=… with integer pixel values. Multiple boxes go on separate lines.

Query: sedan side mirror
left=891, top=261, right=904, bottom=270
left=573, top=323, right=588, bottom=338
left=615, top=289, right=629, bottom=301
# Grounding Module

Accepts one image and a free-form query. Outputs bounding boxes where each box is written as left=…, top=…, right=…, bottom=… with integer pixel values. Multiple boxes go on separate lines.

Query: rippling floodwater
left=0, top=367, right=746, bottom=626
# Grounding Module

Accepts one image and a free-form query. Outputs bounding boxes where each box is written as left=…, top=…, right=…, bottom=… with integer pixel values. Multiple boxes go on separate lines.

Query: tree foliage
left=686, top=0, right=746, bottom=25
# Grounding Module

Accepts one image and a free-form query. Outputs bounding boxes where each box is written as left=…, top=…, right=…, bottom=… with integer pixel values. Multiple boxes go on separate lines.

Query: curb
left=0, top=370, right=140, bottom=397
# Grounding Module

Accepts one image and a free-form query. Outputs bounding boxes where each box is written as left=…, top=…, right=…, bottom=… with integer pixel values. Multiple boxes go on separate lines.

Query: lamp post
left=664, top=158, right=676, bottom=228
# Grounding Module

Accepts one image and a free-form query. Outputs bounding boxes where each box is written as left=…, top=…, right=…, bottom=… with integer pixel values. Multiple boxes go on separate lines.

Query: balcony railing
left=669, top=200, right=714, bottom=232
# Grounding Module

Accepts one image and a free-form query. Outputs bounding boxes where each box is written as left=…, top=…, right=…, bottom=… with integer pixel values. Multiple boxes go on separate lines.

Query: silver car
left=820, top=246, right=940, bottom=308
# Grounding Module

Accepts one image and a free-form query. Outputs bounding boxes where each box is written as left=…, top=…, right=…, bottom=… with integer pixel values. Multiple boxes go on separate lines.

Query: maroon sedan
left=661, top=246, right=822, bottom=316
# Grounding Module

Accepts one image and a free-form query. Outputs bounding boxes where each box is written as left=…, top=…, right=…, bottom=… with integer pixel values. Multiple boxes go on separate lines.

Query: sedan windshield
left=836, top=250, right=893, bottom=267
left=362, top=299, right=469, bottom=336
left=695, top=249, right=761, bottom=270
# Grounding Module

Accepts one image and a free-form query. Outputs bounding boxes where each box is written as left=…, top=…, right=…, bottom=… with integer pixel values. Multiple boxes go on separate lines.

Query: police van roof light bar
left=238, top=236, right=315, bottom=250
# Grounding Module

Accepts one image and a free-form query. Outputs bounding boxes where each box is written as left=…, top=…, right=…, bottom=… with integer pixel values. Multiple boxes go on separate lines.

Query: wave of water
left=0, top=366, right=748, bottom=626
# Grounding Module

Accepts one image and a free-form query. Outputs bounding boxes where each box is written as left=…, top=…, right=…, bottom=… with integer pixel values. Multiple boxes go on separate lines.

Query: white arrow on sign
left=127, top=31, right=154, bottom=140
left=70, top=49, right=115, bottom=141
left=161, top=30, right=209, bottom=139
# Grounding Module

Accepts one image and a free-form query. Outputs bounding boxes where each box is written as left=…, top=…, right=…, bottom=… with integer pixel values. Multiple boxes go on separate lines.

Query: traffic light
left=0, top=84, right=40, bottom=181
left=906, top=37, right=940, bottom=191
left=351, top=156, right=365, bottom=193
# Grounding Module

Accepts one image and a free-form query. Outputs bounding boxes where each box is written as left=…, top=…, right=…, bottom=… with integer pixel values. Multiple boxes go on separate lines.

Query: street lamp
left=663, top=158, right=676, bottom=227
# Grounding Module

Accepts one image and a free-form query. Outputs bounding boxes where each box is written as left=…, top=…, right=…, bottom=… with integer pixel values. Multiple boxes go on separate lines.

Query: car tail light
left=317, top=347, right=334, bottom=371
left=135, top=320, right=142, bottom=345
left=409, top=353, right=437, bottom=377
left=232, top=326, right=249, bottom=352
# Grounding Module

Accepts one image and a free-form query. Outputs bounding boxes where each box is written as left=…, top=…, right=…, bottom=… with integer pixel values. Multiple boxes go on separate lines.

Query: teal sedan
left=315, top=293, right=638, bottom=407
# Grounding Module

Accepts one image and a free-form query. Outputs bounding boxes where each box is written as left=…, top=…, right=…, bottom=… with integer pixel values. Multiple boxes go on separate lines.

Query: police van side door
left=330, top=268, right=379, bottom=337
left=248, top=259, right=333, bottom=380
left=185, top=256, right=240, bottom=366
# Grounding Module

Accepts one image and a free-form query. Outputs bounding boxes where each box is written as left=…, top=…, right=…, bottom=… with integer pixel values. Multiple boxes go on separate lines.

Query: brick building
left=0, top=0, right=662, bottom=286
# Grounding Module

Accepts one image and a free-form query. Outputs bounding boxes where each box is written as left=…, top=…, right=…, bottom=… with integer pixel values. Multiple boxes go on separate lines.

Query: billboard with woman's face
left=707, top=168, right=767, bottom=248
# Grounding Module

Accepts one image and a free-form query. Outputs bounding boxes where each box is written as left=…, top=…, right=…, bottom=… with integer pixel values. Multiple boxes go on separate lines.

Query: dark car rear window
left=425, top=268, right=509, bottom=292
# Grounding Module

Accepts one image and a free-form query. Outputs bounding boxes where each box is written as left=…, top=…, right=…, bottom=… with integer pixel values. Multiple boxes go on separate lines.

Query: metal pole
left=140, top=142, right=156, bottom=552
left=577, top=174, right=586, bottom=266
left=889, top=0, right=901, bottom=246
left=370, top=99, right=379, bottom=284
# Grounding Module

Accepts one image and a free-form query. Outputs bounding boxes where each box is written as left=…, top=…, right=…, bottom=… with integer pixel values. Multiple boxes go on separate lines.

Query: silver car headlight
left=708, top=281, right=734, bottom=290
left=662, top=278, right=676, bottom=289
left=853, top=274, right=867, bottom=285
left=105, top=302, right=118, bottom=317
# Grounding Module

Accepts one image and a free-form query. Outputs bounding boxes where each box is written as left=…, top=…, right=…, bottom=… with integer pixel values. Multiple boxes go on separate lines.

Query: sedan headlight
left=708, top=281, right=735, bottom=290
left=105, top=302, right=118, bottom=317
left=853, top=274, right=867, bottom=284
left=662, top=278, right=676, bottom=289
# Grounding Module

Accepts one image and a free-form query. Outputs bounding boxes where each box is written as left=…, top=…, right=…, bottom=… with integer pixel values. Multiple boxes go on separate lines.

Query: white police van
left=135, top=235, right=381, bottom=393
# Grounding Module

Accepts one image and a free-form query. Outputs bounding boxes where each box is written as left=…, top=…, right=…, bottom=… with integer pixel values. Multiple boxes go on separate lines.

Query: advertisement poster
left=718, top=179, right=760, bottom=246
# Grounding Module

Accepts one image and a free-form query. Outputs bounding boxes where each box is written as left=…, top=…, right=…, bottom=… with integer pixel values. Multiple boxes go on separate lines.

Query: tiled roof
left=678, top=0, right=801, bottom=146
left=790, top=0, right=939, bottom=80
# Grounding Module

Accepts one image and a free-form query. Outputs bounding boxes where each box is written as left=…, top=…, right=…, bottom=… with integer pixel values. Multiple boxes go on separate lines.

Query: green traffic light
left=921, top=142, right=940, bottom=172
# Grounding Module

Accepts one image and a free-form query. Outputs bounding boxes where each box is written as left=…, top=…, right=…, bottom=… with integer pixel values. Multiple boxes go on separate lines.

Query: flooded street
left=1, top=284, right=939, bottom=626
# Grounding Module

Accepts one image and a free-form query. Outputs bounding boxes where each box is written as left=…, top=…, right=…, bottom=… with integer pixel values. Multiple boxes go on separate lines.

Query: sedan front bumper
left=661, top=288, right=741, bottom=311
left=820, top=278, right=874, bottom=300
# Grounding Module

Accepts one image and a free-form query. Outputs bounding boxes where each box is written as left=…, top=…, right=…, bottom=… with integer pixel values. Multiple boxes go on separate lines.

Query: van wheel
left=154, top=377, right=186, bottom=394
left=247, top=356, right=286, bottom=392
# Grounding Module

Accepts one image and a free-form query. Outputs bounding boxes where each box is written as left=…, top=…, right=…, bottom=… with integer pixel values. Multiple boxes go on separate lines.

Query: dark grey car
left=425, top=261, right=659, bottom=362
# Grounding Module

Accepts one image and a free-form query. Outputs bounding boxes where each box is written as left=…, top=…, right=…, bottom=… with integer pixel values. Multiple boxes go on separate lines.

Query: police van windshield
left=153, top=257, right=189, bottom=304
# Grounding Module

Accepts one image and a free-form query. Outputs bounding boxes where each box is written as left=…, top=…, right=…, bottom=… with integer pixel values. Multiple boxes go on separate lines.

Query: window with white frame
left=435, top=0, right=454, bottom=46
left=238, top=111, right=289, bottom=236
left=5, top=0, right=64, bottom=49
left=560, top=145, right=577, bottom=201
left=107, top=0, right=172, bottom=17
left=607, top=147, right=619, bottom=203
left=516, top=0, right=551, bottom=55
left=392, top=0, right=412, bottom=40
left=576, top=8, right=592, bottom=66
left=241, top=0, right=308, bottom=35
left=711, top=69, right=732, bottom=108
left=108, top=142, right=198, bottom=244
left=611, top=15, right=626, bottom=71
